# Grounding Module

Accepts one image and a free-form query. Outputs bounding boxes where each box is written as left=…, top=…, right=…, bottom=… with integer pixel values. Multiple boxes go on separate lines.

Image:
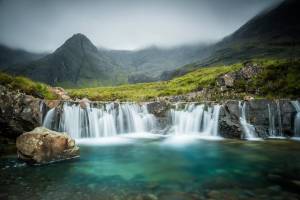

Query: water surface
left=1, top=136, right=300, bottom=200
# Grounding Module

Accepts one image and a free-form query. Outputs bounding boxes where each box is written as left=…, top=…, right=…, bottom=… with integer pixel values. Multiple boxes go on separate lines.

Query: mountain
left=101, top=44, right=211, bottom=78
left=2, top=0, right=299, bottom=86
left=163, top=0, right=300, bottom=80
left=0, top=45, right=45, bottom=68
left=2, top=34, right=211, bottom=86
left=210, top=0, right=300, bottom=63
left=4, top=34, right=126, bottom=87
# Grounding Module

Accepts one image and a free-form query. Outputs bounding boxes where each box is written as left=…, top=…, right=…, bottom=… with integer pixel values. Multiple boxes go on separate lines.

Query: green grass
left=67, top=58, right=300, bottom=101
left=1, top=58, right=299, bottom=102
left=246, top=59, right=300, bottom=99
left=67, top=63, right=243, bottom=101
left=0, top=72, right=58, bottom=100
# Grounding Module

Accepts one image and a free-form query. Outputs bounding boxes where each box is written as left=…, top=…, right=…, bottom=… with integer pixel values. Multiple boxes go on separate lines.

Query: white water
left=239, top=101, right=260, bottom=140
left=43, top=102, right=221, bottom=138
left=268, top=104, right=276, bottom=136
left=291, top=101, right=300, bottom=136
left=43, top=102, right=157, bottom=139
left=276, top=101, right=283, bottom=137
left=42, top=108, right=55, bottom=129
left=267, top=102, right=284, bottom=138
left=170, top=103, right=221, bottom=136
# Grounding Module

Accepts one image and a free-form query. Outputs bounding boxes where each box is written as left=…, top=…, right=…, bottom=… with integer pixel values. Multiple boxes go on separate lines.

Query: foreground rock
left=0, top=85, right=42, bottom=142
left=16, top=127, right=79, bottom=164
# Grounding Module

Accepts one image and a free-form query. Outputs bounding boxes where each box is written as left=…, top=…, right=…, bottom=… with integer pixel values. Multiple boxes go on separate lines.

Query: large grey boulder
left=16, top=127, right=79, bottom=164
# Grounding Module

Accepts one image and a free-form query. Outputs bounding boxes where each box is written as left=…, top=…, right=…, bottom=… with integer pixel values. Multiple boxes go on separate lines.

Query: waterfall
left=268, top=104, right=276, bottom=136
left=43, top=108, right=56, bottom=129
left=291, top=101, right=300, bottom=136
left=268, top=102, right=284, bottom=138
left=276, top=101, right=283, bottom=137
left=239, top=101, right=258, bottom=139
left=42, top=102, right=157, bottom=139
left=170, top=103, right=221, bottom=136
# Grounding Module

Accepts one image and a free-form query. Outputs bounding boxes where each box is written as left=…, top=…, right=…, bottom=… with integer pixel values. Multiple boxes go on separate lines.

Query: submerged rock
left=16, top=127, right=79, bottom=164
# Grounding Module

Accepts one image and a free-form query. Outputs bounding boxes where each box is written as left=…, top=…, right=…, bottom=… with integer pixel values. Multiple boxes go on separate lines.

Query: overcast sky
left=0, top=0, right=282, bottom=52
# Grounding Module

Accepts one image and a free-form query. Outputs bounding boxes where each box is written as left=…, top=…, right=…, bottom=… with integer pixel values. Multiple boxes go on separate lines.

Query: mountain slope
left=101, top=44, right=211, bottom=78
left=211, top=0, right=300, bottom=62
left=0, top=45, right=45, bottom=68
left=4, top=34, right=126, bottom=87
left=164, top=0, right=300, bottom=80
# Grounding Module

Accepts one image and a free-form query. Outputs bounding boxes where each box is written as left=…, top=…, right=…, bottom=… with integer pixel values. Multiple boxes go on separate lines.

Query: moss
left=0, top=72, right=58, bottom=100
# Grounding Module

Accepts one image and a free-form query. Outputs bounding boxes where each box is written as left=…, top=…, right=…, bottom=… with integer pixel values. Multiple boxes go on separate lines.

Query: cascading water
left=43, top=102, right=157, bottom=139
left=267, top=102, right=284, bottom=138
left=291, top=101, right=300, bottom=136
left=239, top=101, right=258, bottom=139
left=42, top=108, right=55, bottom=129
left=276, top=101, right=283, bottom=137
left=170, top=103, right=221, bottom=136
left=268, top=104, right=276, bottom=136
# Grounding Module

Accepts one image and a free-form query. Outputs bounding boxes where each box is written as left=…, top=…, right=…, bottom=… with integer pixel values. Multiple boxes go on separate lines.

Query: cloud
left=0, top=0, right=282, bottom=52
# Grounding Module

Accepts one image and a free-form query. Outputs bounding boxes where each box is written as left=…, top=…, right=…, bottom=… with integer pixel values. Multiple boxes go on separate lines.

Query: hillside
left=1, top=58, right=299, bottom=102
left=0, top=45, right=45, bottom=68
left=67, top=59, right=300, bottom=101
left=211, top=0, right=299, bottom=63
left=101, top=44, right=211, bottom=79
left=0, top=72, right=57, bottom=99
left=162, top=0, right=300, bottom=80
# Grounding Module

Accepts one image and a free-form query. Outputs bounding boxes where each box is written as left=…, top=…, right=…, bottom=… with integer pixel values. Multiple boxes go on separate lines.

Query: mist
left=0, top=0, right=282, bottom=53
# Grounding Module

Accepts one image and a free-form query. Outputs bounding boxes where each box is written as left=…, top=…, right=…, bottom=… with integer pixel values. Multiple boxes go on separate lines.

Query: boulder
left=79, top=98, right=91, bottom=109
left=16, top=127, right=79, bottom=164
left=216, top=62, right=262, bottom=88
left=147, top=101, right=170, bottom=117
left=49, top=87, right=70, bottom=100
left=219, top=101, right=243, bottom=139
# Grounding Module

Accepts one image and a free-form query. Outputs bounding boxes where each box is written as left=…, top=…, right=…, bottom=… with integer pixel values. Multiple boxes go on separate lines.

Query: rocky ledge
left=16, top=127, right=79, bottom=164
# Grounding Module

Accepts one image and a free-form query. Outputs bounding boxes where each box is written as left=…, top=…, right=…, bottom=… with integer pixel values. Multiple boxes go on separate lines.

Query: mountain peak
left=55, top=33, right=98, bottom=54
left=69, top=33, right=90, bottom=41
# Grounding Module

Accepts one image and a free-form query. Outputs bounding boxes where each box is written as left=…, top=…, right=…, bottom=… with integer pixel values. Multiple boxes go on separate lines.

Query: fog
left=0, top=0, right=282, bottom=52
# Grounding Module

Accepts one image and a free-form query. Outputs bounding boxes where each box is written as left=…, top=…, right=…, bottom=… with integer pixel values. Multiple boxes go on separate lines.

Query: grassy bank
left=0, top=72, right=57, bottom=99
left=67, top=63, right=243, bottom=101
left=1, top=59, right=299, bottom=101
left=67, top=59, right=300, bottom=101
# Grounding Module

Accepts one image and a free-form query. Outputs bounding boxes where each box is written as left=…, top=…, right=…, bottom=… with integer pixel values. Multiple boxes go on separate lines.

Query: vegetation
left=1, top=58, right=299, bottom=102
left=246, top=59, right=300, bottom=99
left=67, top=59, right=300, bottom=101
left=67, top=63, right=243, bottom=101
left=0, top=72, right=57, bottom=99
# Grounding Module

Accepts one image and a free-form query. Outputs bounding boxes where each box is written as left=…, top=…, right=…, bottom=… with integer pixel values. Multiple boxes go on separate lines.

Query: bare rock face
left=16, top=127, right=79, bottom=164
left=218, top=100, right=297, bottom=139
left=219, top=100, right=243, bottom=139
